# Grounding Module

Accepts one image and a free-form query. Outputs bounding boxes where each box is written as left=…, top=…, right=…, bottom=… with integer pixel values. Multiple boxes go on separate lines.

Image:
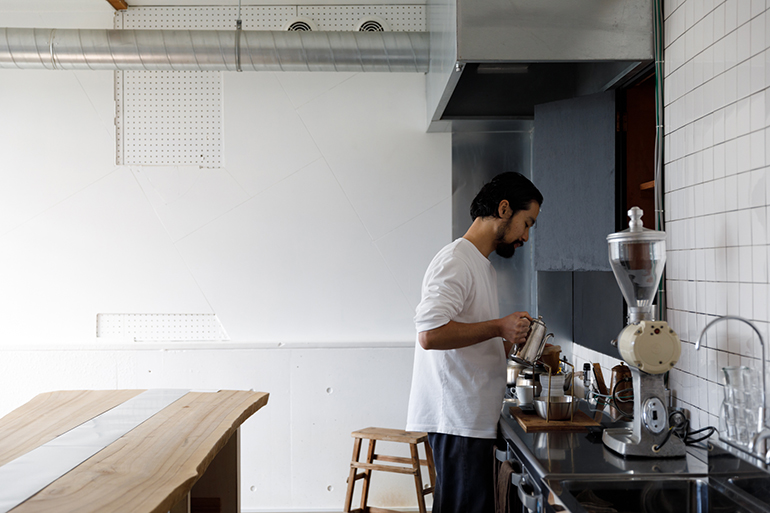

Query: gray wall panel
left=533, top=91, right=616, bottom=272
left=536, top=271, right=573, bottom=358
left=573, top=271, right=625, bottom=357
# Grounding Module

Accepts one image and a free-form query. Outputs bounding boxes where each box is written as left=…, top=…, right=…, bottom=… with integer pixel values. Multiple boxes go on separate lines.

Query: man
left=406, top=172, right=543, bottom=513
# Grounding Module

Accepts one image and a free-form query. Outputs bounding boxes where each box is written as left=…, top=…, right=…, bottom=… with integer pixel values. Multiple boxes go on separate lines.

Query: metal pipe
left=0, top=27, right=429, bottom=72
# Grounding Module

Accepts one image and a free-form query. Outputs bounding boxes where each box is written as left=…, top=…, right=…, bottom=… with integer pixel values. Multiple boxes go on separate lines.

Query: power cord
left=653, top=410, right=717, bottom=451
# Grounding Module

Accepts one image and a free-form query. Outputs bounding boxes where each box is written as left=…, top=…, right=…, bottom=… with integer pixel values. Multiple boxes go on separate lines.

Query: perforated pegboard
left=96, top=313, right=229, bottom=341
left=117, top=5, right=296, bottom=30
left=299, top=5, right=425, bottom=31
left=114, top=5, right=425, bottom=167
left=115, top=7, right=234, bottom=168
left=115, top=5, right=424, bottom=31
left=116, top=69, right=222, bottom=167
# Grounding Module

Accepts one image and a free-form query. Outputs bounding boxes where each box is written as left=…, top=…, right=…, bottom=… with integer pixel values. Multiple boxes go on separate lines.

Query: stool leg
left=423, top=439, right=436, bottom=492
left=359, top=439, right=376, bottom=511
left=343, top=437, right=363, bottom=512
left=410, top=443, right=427, bottom=513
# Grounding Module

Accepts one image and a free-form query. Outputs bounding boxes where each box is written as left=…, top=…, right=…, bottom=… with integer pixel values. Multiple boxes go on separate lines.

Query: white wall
left=0, top=5, right=450, bottom=512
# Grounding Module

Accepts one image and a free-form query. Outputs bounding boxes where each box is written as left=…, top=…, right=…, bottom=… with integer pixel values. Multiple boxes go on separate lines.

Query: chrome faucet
left=696, top=315, right=769, bottom=463
left=751, top=429, right=770, bottom=464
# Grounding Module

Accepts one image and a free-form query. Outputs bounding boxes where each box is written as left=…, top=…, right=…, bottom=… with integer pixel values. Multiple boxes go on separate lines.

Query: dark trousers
left=428, top=433, right=496, bottom=513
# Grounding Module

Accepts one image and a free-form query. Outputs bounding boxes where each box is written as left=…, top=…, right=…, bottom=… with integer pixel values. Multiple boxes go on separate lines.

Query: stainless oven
left=495, top=443, right=544, bottom=513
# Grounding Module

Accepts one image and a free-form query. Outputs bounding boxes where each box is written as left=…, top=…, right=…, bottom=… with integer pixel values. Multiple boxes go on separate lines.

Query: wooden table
left=0, top=389, right=269, bottom=513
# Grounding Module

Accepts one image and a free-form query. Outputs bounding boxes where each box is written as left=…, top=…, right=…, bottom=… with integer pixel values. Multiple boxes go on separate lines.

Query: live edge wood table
left=0, top=389, right=269, bottom=513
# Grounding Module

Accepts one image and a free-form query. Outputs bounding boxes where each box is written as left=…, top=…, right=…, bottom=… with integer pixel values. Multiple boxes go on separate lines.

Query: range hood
left=426, top=0, right=654, bottom=132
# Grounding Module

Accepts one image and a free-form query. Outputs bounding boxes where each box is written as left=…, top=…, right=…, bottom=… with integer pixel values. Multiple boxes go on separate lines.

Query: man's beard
left=494, top=218, right=522, bottom=258
left=495, top=241, right=520, bottom=258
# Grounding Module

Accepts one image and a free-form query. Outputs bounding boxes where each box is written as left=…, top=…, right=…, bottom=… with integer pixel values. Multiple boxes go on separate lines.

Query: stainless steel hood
left=426, top=0, right=654, bottom=132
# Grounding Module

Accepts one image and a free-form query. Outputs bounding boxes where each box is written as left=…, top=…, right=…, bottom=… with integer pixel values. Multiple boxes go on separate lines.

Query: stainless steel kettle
left=507, top=359, right=528, bottom=385
left=512, top=316, right=553, bottom=365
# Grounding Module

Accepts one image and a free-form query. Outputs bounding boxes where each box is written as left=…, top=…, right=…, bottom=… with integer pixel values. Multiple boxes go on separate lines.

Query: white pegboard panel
left=114, top=5, right=424, bottom=167
left=116, top=5, right=424, bottom=32
left=115, top=7, right=234, bottom=168
left=96, top=313, right=230, bottom=341
left=118, top=5, right=296, bottom=30
left=298, top=5, right=425, bottom=31
left=117, top=69, right=222, bottom=167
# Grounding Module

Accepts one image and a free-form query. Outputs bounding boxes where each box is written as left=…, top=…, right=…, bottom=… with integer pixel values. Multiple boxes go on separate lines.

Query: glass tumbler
left=721, top=366, right=760, bottom=446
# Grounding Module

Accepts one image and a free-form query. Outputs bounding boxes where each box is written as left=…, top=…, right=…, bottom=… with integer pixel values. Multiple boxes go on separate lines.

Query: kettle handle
left=533, top=332, right=554, bottom=361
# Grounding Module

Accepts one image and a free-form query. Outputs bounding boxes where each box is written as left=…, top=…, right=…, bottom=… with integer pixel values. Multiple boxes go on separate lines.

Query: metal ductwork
left=0, top=27, right=429, bottom=72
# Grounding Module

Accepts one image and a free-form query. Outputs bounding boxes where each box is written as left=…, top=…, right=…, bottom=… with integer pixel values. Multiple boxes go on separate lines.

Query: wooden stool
left=343, top=427, right=436, bottom=513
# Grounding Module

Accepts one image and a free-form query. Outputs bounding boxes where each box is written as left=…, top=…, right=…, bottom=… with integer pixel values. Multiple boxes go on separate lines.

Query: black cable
left=661, top=409, right=717, bottom=447
left=685, top=426, right=717, bottom=445
left=654, top=409, right=697, bottom=451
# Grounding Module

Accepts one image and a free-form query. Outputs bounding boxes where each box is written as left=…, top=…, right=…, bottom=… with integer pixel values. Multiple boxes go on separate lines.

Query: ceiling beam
left=105, top=0, right=128, bottom=10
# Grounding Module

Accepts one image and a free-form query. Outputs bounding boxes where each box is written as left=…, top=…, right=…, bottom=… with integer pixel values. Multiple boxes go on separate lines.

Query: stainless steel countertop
left=499, top=398, right=770, bottom=513
left=499, top=398, right=709, bottom=481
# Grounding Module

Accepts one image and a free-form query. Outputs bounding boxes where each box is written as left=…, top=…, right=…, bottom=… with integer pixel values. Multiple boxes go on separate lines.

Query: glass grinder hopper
left=602, top=207, right=686, bottom=458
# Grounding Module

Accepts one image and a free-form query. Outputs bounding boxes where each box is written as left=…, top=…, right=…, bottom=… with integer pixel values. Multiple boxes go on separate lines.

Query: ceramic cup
left=517, top=385, right=535, bottom=405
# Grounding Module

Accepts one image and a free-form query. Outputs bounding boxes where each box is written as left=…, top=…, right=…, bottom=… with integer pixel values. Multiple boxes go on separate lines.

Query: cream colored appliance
left=602, top=207, right=685, bottom=458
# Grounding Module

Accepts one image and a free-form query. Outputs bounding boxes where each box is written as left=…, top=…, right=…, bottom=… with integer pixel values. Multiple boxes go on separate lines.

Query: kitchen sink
left=726, top=475, right=770, bottom=510
left=548, top=476, right=765, bottom=513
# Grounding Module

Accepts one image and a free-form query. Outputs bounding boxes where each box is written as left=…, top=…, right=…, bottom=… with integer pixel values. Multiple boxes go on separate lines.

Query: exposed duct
left=0, top=27, right=429, bottom=72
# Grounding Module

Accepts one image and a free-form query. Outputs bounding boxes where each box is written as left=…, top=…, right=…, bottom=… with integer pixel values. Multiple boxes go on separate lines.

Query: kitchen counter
left=498, top=398, right=770, bottom=512
left=498, top=398, right=708, bottom=480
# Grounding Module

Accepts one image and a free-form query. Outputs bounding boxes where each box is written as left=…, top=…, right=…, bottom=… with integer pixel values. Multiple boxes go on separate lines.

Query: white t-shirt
left=405, top=238, right=507, bottom=439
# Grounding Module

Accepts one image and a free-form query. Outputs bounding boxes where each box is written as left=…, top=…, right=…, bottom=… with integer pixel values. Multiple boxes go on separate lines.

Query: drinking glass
left=721, top=366, right=760, bottom=446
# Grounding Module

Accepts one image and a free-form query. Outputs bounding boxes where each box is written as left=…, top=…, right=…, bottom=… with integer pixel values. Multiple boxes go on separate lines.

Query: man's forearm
left=418, top=320, right=503, bottom=350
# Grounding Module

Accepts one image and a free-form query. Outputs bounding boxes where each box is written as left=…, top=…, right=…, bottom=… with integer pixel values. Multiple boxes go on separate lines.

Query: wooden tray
left=509, top=406, right=600, bottom=433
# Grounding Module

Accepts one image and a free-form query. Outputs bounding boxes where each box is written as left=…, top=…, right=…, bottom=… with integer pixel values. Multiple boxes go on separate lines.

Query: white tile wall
left=662, top=0, right=770, bottom=431
left=572, top=0, right=770, bottom=436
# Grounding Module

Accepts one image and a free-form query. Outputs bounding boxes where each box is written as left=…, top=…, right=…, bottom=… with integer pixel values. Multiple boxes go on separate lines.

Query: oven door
left=495, top=443, right=544, bottom=513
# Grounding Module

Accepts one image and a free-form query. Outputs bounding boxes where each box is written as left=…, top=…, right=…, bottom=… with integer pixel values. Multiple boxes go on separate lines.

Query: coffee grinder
left=602, top=207, right=685, bottom=458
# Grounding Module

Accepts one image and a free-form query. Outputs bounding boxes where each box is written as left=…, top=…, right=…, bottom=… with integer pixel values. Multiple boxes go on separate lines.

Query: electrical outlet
left=643, top=397, right=667, bottom=434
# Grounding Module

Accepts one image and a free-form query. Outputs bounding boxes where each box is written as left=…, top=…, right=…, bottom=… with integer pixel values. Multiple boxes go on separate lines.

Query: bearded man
left=406, top=171, right=543, bottom=513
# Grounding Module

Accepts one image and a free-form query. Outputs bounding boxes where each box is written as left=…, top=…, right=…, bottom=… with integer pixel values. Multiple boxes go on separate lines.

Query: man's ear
left=498, top=200, right=510, bottom=218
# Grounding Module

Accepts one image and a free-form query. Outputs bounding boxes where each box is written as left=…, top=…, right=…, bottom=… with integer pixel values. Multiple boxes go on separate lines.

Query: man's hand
left=500, top=311, right=533, bottom=346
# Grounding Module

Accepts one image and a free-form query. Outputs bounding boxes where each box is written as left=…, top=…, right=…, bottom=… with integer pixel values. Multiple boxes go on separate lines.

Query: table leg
left=169, top=492, right=190, bottom=513
left=191, top=428, right=240, bottom=513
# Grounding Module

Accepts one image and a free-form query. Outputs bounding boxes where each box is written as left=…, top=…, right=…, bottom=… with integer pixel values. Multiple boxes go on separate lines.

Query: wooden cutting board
left=510, top=406, right=600, bottom=433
